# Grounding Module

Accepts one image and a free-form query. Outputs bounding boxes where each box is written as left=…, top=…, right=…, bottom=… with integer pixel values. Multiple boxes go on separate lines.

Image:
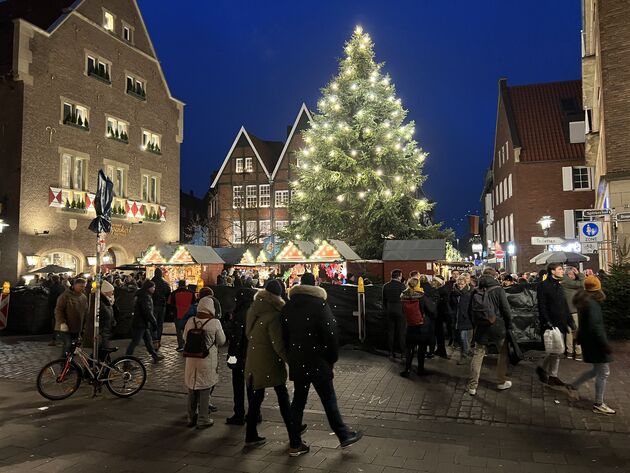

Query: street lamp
left=0, top=219, right=9, bottom=233
left=537, top=216, right=555, bottom=236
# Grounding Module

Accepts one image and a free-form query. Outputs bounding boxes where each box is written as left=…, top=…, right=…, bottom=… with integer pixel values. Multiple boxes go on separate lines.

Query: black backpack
left=183, top=318, right=213, bottom=358
left=470, top=286, right=501, bottom=326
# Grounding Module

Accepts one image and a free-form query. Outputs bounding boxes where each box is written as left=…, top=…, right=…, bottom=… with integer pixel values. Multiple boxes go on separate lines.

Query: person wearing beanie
left=568, top=277, right=615, bottom=415
left=536, top=263, right=576, bottom=387
left=126, top=280, right=163, bottom=363
left=242, top=280, right=308, bottom=455
left=183, top=296, right=226, bottom=429
left=282, top=273, right=363, bottom=450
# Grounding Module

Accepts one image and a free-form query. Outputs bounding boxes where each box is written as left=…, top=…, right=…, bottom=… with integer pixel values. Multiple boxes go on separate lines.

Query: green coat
left=244, top=290, right=287, bottom=390
left=577, top=299, right=612, bottom=364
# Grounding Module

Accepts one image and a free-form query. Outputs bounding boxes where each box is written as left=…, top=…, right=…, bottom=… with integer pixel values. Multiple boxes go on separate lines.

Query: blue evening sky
left=138, top=0, right=581, bottom=238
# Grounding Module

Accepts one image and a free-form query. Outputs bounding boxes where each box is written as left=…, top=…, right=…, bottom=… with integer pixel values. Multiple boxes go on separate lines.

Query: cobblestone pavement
left=1, top=327, right=630, bottom=472
left=1, top=325, right=629, bottom=433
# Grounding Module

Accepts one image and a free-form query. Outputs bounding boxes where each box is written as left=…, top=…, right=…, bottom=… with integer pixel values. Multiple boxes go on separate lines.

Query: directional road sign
left=583, top=209, right=612, bottom=218
left=616, top=212, right=630, bottom=222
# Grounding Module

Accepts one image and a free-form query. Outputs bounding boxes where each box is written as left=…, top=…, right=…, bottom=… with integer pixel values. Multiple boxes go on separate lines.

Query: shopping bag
left=543, top=327, right=565, bottom=355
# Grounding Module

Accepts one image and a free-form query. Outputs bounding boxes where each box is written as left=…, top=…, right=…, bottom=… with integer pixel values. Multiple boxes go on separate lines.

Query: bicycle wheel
left=37, top=358, right=82, bottom=401
left=105, top=356, right=147, bottom=398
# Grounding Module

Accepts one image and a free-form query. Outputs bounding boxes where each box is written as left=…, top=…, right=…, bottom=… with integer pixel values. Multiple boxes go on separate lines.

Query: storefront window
left=42, top=252, right=79, bottom=274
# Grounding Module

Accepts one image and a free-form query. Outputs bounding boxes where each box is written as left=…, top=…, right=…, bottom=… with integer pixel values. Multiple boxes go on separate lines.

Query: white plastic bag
left=543, top=327, right=565, bottom=354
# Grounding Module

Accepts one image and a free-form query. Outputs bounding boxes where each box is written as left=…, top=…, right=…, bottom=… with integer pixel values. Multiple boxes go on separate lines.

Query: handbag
left=543, top=327, right=565, bottom=355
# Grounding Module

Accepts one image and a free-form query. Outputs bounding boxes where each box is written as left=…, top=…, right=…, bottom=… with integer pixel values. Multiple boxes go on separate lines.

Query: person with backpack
left=242, top=280, right=308, bottom=455
left=536, top=263, right=576, bottom=386
left=400, top=277, right=437, bottom=378
left=183, top=296, right=226, bottom=429
left=568, top=276, right=615, bottom=415
left=467, top=268, right=513, bottom=396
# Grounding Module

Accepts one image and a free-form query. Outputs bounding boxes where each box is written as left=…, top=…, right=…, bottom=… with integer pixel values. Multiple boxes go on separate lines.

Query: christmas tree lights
left=286, top=26, right=447, bottom=258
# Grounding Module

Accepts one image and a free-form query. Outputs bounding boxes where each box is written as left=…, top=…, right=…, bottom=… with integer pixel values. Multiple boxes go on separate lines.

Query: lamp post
left=537, top=216, right=555, bottom=237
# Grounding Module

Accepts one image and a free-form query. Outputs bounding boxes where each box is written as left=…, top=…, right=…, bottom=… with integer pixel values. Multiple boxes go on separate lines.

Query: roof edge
left=270, top=103, right=312, bottom=180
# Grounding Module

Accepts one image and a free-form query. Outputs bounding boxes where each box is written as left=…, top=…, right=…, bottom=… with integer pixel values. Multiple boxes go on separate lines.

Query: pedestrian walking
left=242, top=280, right=308, bottom=455
left=400, top=277, right=436, bottom=377
left=536, top=263, right=576, bottom=386
left=54, top=278, right=89, bottom=357
left=169, top=280, right=196, bottom=352
left=225, top=281, right=257, bottom=425
left=126, top=280, right=164, bottom=363
left=562, top=265, right=585, bottom=361
left=382, top=269, right=406, bottom=359
left=151, top=267, right=171, bottom=350
left=47, top=275, right=65, bottom=346
left=282, top=273, right=363, bottom=449
left=467, top=268, right=513, bottom=396
left=183, top=296, right=226, bottom=429
left=568, top=276, right=615, bottom=415
left=449, top=275, right=473, bottom=364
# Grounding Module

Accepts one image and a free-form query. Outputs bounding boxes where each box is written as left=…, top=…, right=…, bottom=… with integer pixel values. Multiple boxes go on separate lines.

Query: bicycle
left=36, top=338, right=147, bottom=401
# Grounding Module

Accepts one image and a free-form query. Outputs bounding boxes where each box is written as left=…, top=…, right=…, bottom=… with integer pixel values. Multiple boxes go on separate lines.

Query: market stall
left=381, top=239, right=446, bottom=278
left=139, top=244, right=225, bottom=288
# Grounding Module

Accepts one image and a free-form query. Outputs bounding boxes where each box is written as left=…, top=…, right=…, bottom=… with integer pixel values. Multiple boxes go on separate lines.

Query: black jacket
left=449, top=285, right=473, bottom=330
left=151, top=269, right=171, bottom=307
left=281, top=284, right=338, bottom=383
left=469, top=276, right=513, bottom=346
left=227, top=287, right=257, bottom=360
left=436, top=285, right=450, bottom=320
left=133, top=282, right=157, bottom=330
left=47, top=282, right=66, bottom=311
left=99, top=295, right=116, bottom=345
left=537, top=276, right=574, bottom=334
left=382, top=279, right=405, bottom=316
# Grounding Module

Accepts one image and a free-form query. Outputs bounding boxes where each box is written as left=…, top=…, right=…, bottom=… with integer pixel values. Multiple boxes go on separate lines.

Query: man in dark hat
left=281, top=273, right=363, bottom=449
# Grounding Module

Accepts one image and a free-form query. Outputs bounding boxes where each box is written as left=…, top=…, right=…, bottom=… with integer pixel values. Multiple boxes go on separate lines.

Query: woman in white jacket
left=183, top=296, right=226, bottom=428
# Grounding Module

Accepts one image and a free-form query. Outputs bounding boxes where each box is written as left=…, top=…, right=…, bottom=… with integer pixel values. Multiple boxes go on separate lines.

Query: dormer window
left=103, top=10, right=115, bottom=32
left=122, top=22, right=134, bottom=43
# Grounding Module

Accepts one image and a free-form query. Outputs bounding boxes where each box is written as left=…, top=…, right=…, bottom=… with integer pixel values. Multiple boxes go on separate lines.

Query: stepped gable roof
left=505, top=79, right=584, bottom=162
left=382, top=239, right=446, bottom=261
left=247, top=132, right=284, bottom=176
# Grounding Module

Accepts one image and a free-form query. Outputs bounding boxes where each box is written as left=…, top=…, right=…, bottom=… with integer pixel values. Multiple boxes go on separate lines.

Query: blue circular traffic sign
left=582, top=223, right=599, bottom=237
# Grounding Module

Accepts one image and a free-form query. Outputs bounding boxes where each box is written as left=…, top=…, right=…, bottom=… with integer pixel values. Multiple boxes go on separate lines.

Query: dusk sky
left=138, top=0, right=582, bottom=238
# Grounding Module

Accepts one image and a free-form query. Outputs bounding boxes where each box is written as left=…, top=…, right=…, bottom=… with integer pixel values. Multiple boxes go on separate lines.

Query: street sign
left=616, top=212, right=630, bottom=222
left=531, top=237, right=565, bottom=245
left=582, top=209, right=612, bottom=218
left=579, top=221, right=603, bottom=243
left=581, top=242, right=598, bottom=254
left=495, top=250, right=505, bottom=258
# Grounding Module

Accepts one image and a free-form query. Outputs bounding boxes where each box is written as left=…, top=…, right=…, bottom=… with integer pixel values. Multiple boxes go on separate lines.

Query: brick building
left=209, top=104, right=311, bottom=246
left=582, top=0, right=630, bottom=267
left=0, top=0, right=183, bottom=281
left=482, top=79, right=595, bottom=273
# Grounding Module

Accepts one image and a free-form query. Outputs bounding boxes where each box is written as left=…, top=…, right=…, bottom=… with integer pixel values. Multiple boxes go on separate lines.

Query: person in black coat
left=225, top=281, right=257, bottom=425
left=282, top=273, right=363, bottom=449
left=126, top=280, right=163, bottom=362
left=151, top=267, right=172, bottom=349
left=433, top=277, right=451, bottom=358
left=449, top=276, right=473, bottom=364
left=382, top=269, right=406, bottom=359
left=467, top=268, right=513, bottom=396
left=536, top=263, right=576, bottom=386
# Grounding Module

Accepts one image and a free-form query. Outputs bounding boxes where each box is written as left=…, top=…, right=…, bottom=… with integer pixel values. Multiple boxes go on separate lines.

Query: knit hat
left=265, top=279, right=283, bottom=296
left=101, top=280, right=115, bottom=293
left=584, top=275, right=602, bottom=292
left=433, top=275, right=445, bottom=285
left=300, top=272, right=316, bottom=286
left=197, top=296, right=215, bottom=316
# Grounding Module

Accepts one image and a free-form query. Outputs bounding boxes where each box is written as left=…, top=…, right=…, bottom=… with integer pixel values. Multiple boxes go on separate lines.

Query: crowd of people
left=43, top=260, right=615, bottom=457
left=382, top=264, right=615, bottom=415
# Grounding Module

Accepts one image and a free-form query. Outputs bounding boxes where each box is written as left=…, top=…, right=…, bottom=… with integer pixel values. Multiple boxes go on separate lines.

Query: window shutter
left=564, top=210, right=576, bottom=239
left=562, top=167, right=573, bottom=191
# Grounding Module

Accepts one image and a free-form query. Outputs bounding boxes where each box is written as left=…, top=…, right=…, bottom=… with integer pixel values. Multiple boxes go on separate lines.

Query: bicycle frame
left=60, top=343, right=119, bottom=388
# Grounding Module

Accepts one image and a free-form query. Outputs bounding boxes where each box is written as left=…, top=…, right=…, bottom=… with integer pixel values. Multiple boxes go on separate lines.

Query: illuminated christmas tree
left=287, top=26, right=446, bottom=258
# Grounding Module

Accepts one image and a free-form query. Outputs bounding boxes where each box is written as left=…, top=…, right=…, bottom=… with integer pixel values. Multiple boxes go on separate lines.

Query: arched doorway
left=41, top=250, right=83, bottom=275
left=102, top=245, right=128, bottom=273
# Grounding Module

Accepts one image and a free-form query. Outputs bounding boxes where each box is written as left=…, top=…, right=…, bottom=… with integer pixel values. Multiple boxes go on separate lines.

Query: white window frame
left=275, top=190, right=289, bottom=208
left=563, top=166, right=594, bottom=191
left=232, top=186, right=243, bottom=208
left=122, top=22, right=134, bottom=43
left=232, top=221, right=243, bottom=244
left=141, top=170, right=161, bottom=203
left=142, top=129, right=161, bottom=152
left=508, top=174, right=513, bottom=198
left=503, top=178, right=508, bottom=201
left=103, top=9, right=115, bottom=32
left=106, top=116, right=129, bottom=141
left=86, top=54, right=111, bottom=82
left=245, top=157, right=254, bottom=173
left=62, top=100, right=89, bottom=129
left=259, top=184, right=270, bottom=208
left=246, top=185, right=257, bottom=208
left=509, top=213, right=514, bottom=242
left=104, top=159, right=128, bottom=198
left=246, top=220, right=257, bottom=240
left=126, top=74, right=146, bottom=98
left=235, top=158, right=244, bottom=174
left=572, top=166, right=592, bottom=190
left=259, top=220, right=271, bottom=241
left=275, top=220, right=289, bottom=231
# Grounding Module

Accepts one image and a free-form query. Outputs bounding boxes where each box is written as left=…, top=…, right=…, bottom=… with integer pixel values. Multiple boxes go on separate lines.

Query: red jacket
left=170, top=288, right=195, bottom=320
